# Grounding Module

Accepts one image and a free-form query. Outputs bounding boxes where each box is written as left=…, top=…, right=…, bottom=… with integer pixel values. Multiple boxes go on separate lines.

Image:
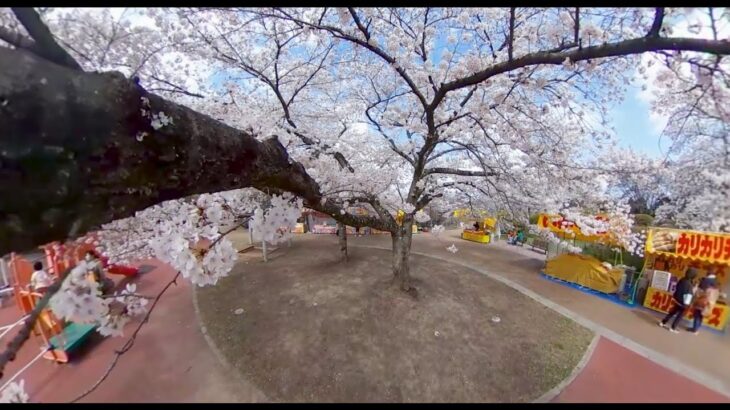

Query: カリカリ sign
left=643, top=287, right=728, bottom=331
left=646, top=228, right=730, bottom=264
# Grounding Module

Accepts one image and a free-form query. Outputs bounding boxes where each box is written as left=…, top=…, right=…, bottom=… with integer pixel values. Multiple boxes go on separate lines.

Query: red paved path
left=554, top=337, right=730, bottom=403
left=0, top=259, right=260, bottom=402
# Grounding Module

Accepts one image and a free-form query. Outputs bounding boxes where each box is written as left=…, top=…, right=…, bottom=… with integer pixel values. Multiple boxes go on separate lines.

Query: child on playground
left=30, top=261, right=54, bottom=293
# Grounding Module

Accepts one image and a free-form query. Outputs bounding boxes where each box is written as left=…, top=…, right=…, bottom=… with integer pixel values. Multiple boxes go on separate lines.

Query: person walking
left=659, top=268, right=698, bottom=333
left=688, top=273, right=720, bottom=335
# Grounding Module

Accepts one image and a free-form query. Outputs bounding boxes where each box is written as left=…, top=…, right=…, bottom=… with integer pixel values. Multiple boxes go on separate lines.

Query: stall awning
left=645, top=228, right=730, bottom=265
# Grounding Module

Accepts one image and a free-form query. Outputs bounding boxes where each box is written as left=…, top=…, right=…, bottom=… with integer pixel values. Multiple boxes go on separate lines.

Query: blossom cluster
left=250, top=193, right=304, bottom=245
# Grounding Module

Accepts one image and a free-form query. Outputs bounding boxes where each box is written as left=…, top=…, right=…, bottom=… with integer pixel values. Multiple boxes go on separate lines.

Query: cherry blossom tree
left=2, top=8, right=729, bottom=290
left=1, top=9, right=730, bottom=399
left=3, top=7, right=729, bottom=290
left=632, top=8, right=730, bottom=232
left=0, top=7, right=730, bottom=400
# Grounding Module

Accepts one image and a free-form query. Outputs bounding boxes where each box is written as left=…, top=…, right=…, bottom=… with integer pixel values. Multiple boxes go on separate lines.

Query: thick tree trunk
left=0, top=46, right=394, bottom=255
left=337, top=221, right=347, bottom=261
left=391, top=220, right=415, bottom=295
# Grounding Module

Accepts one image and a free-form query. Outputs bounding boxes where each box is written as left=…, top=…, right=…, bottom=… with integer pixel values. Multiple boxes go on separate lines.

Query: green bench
left=45, top=322, right=96, bottom=363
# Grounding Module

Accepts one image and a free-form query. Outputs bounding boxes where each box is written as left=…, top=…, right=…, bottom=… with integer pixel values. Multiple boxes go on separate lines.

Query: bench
left=530, top=238, right=549, bottom=254
left=45, top=322, right=97, bottom=363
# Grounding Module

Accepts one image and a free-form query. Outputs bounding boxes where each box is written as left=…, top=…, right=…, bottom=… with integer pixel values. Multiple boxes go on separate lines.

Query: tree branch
left=647, top=8, right=664, bottom=38
left=423, top=167, right=495, bottom=177
left=0, top=46, right=390, bottom=255
left=432, top=35, right=730, bottom=108
left=347, top=7, right=370, bottom=41
left=145, top=75, right=203, bottom=98
left=11, top=7, right=82, bottom=70
left=508, top=8, right=515, bottom=61
left=0, top=26, right=36, bottom=50
left=266, top=8, right=430, bottom=110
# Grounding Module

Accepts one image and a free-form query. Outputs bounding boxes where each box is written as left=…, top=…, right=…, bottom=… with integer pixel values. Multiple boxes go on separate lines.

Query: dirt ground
left=196, top=238, right=593, bottom=402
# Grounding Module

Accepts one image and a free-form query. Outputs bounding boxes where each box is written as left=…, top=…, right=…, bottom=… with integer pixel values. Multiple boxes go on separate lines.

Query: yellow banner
left=536, top=214, right=611, bottom=244
left=646, top=228, right=730, bottom=265
left=643, top=287, right=728, bottom=331
left=453, top=208, right=490, bottom=220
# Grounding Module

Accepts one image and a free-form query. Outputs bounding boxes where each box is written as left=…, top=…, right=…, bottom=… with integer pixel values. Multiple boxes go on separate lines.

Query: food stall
left=537, top=213, right=611, bottom=244
left=461, top=217, right=496, bottom=244
left=537, top=213, right=638, bottom=301
left=638, top=228, right=729, bottom=331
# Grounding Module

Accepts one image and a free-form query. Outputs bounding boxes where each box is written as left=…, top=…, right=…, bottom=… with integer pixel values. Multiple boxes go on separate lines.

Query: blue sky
left=609, top=86, right=665, bottom=158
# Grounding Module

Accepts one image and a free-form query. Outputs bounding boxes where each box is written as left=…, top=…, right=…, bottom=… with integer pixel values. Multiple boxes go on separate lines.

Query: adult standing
left=688, top=272, right=720, bottom=334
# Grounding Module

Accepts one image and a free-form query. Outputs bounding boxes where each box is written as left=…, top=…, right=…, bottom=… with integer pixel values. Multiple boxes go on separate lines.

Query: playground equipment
left=39, top=240, right=138, bottom=279
left=9, top=253, right=96, bottom=363
left=72, top=243, right=138, bottom=278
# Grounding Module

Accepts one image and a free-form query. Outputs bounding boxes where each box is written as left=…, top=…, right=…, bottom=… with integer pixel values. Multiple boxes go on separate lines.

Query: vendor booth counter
left=637, top=228, right=729, bottom=331
left=461, top=230, right=491, bottom=243
left=540, top=227, right=730, bottom=332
